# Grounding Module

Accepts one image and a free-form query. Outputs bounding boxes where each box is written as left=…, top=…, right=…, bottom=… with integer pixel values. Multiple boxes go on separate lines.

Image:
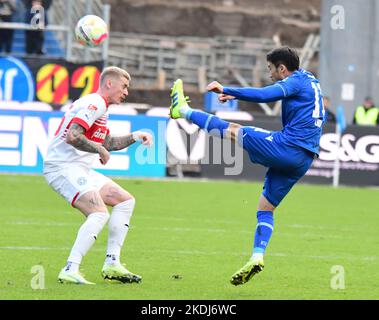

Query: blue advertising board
left=0, top=57, right=35, bottom=101
left=0, top=110, right=167, bottom=177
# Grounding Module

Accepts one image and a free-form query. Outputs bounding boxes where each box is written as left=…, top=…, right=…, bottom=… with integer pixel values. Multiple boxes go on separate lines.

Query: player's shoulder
left=281, top=70, right=319, bottom=89
left=296, top=69, right=319, bottom=82
left=74, top=93, right=108, bottom=111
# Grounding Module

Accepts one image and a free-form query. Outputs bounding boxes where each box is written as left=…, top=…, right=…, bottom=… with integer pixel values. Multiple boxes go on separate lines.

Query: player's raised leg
left=100, top=181, right=142, bottom=283
left=170, top=79, right=242, bottom=141
left=58, top=190, right=110, bottom=285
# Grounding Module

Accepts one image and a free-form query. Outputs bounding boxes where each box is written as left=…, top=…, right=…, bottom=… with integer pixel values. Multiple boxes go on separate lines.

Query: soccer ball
left=75, top=15, right=108, bottom=47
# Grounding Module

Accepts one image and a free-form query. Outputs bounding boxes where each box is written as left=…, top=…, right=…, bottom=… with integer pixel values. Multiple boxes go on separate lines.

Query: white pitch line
left=6, top=221, right=354, bottom=239
left=7, top=217, right=358, bottom=233
left=8, top=221, right=78, bottom=227
left=286, top=224, right=354, bottom=232
left=0, top=246, right=377, bottom=262
left=0, top=246, right=70, bottom=251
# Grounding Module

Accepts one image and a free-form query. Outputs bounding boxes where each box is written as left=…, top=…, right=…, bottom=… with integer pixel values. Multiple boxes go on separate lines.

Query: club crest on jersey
left=88, top=104, right=98, bottom=111
left=77, top=177, right=87, bottom=186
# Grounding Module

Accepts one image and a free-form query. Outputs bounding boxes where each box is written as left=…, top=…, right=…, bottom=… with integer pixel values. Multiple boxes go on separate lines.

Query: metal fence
left=107, top=32, right=277, bottom=90
left=1, top=0, right=319, bottom=115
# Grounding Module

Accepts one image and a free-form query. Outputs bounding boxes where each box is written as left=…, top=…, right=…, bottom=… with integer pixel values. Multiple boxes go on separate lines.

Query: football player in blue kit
left=169, top=46, right=325, bottom=286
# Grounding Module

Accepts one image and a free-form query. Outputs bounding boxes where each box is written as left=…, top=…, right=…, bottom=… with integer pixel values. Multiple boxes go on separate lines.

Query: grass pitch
left=0, top=174, right=378, bottom=300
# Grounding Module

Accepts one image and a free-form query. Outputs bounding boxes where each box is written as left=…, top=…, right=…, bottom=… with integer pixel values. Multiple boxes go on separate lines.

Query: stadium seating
left=11, top=29, right=65, bottom=57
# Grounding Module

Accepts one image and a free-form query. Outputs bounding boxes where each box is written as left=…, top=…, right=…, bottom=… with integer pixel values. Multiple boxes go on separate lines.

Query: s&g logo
left=320, top=133, right=379, bottom=163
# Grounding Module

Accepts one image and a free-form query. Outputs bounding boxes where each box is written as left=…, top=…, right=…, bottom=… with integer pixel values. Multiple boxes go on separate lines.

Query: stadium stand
left=11, top=29, right=65, bottom=57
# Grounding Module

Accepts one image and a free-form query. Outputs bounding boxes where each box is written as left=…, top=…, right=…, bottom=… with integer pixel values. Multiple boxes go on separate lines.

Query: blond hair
left=100, top=66, right=131, bottom=86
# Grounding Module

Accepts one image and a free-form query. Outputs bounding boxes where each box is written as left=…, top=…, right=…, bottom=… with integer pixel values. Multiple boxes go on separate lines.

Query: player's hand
left=98, top=145, right=110, bottom=165
left=219, top=94, right=236, bottom=103
left=132, top=131, right=153, bottom=147
left=206, top=81, right=224, bottom=94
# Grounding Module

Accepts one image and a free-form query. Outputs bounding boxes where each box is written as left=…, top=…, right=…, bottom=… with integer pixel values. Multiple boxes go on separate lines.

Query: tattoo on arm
left=103, top=134, right=136, bottom=151
left=66, top=123, right=100, bottom=153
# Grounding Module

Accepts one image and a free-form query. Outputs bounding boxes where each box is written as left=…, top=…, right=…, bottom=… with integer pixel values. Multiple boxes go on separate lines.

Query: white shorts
left=43, top=165, right=112, bottom=206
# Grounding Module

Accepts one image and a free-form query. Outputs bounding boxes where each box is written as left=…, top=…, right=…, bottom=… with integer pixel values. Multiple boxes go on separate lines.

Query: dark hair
left=266, top=46, right=300, bottom=71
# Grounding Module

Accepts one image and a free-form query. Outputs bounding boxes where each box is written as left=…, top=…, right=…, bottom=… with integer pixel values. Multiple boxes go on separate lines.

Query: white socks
left=105, top=198, right=136, bottom=265
left=63, top=199, right=136, bottom=272
left=65, top=212, right=110, bottom=270
left=180, top=104, right=192, bottom=119
left=251, top=253, right=264, bottom=261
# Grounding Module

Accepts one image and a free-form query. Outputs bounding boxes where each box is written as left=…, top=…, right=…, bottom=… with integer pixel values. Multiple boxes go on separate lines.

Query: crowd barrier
left=0, top=106, right=378, bottom=186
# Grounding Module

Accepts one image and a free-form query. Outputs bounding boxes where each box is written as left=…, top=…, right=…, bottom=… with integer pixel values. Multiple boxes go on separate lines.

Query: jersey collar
left=100, top=95, right=110, bottom=109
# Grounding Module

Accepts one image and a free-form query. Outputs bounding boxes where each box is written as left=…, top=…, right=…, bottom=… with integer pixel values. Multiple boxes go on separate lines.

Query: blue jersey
left=223, top=69, right=325, bottom=154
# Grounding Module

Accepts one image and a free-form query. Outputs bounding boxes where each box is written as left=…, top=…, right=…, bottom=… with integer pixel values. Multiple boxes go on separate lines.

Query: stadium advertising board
left=166, top=117, right=379, bottom=186
left=0, top=110, right=167, bottom=177
left=0, top=57, right=103, bottom=105
left=307, top=124, right=379, bottom=186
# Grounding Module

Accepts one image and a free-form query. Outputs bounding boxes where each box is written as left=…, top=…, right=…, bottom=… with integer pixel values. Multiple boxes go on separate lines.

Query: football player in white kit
left=43, top=66, right=153, bottom=284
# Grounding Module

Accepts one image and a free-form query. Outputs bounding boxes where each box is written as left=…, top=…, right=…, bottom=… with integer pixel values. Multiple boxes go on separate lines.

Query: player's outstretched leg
left=170, top=79, right=230, bottom=138
left=169, top=78, right=191, bottom=119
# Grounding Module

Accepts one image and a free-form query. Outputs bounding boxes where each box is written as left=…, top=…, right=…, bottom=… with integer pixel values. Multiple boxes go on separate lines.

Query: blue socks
left=187, top=110, right=229, bottom=138
left=253, top=211, right=274, bottom=255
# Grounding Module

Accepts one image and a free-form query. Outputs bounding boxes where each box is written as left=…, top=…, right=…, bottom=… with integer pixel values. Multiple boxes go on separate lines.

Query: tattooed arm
left=102, top=133, right=136, bottom=151
left=103, top=131, right=153, bottom=151
left=66, top=123, right=110, bottom=164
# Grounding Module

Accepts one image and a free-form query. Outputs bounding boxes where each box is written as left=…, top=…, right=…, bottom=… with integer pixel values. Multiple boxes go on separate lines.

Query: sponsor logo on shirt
left=92, top=128, right=107, bottom=140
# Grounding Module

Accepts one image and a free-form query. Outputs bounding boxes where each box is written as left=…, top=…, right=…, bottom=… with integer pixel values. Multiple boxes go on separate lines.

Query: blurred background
left=0, top=0, right=378, bottom=186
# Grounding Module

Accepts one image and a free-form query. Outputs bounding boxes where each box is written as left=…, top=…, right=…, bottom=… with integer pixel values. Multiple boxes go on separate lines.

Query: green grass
left=0, top=174, right=378, bottom=300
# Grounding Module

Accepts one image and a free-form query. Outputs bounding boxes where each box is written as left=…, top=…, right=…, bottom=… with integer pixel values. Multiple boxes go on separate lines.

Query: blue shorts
left=238, top=126, right=315, bottom=207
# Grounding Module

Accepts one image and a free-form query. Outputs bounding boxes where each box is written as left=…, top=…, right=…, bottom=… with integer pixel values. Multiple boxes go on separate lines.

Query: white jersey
left=44, top=93, right=109, bottom=172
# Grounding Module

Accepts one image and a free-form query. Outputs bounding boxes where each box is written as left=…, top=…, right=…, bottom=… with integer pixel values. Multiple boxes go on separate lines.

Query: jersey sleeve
left=276, top=75, right=302, bottom=97
left=71, top=103, right=107, bottom=131
left=223, top=84, right=286, bottom=103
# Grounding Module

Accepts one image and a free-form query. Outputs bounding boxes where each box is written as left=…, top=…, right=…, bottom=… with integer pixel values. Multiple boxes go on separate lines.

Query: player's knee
left=258, top=195, right=276, bottom=212
left=114, top=197, right=136, bottom=213
left=227, top=123, right=242, bottom=140
left=75, top=190, right=108, bottom=214
left=89, top=201, right=109, bottom=214
left=121, top=192, right=135, bottom=203
left=88, top=211, right=110, bottom=227
left=229, top=123, right=242, bottom=131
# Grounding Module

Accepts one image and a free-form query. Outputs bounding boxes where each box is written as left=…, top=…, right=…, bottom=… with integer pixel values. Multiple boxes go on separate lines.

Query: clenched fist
left=132, top=131, right=154, bottom=147
left=206, top=81, right=224, bottom=94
